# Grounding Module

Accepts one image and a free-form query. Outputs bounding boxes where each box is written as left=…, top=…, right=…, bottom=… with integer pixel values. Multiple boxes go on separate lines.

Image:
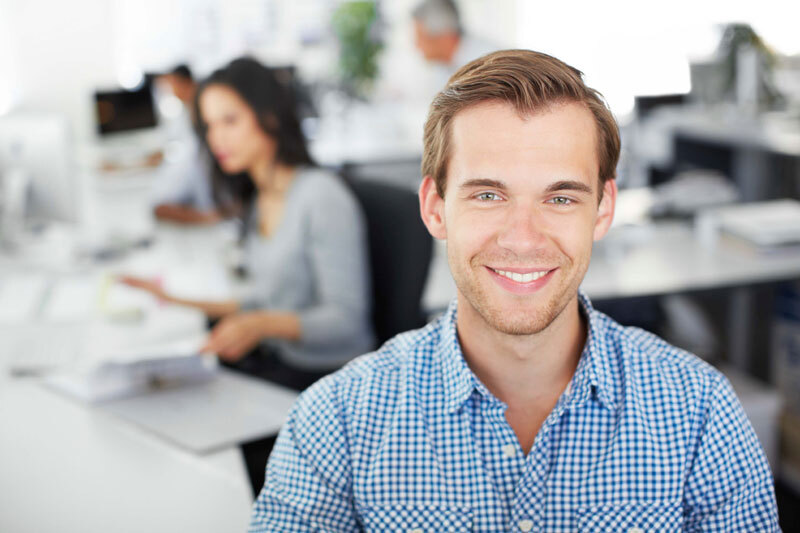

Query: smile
left=490, top=268, right=551, bottom=283
left=485, top=266, right=556, bottom=294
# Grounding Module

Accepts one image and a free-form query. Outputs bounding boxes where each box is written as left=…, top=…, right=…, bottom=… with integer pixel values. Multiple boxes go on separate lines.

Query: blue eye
left=549, top=196, right=572, bottom=205
left=476, top=192, right=502, bottom=201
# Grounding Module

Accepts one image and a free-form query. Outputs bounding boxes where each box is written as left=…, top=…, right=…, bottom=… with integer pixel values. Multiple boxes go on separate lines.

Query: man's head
left=159, top=64, right=196, bottom=106
left=419, top=49, right=619, bottom=337
left=412, top=0, right=462, bottom=64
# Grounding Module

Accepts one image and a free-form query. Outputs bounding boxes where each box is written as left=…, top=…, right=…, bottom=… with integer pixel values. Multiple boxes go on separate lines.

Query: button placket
left=509, top=411, right=561, bottom=533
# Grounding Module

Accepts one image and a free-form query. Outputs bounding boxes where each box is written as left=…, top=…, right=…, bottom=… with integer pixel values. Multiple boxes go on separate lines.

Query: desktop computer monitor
left=0, top=112, right=78, bottom=224
left=94, top=82, right=158, bottom=136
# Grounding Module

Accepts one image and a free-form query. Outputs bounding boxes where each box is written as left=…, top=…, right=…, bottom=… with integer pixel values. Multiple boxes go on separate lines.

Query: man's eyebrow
left=545, top=180, right=594, bottom=195
left=458, top=178, right=507, bottom=190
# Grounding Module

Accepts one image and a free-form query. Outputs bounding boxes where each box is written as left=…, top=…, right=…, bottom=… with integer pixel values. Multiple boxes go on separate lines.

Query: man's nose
left=495, top=202, right=549, bottom=255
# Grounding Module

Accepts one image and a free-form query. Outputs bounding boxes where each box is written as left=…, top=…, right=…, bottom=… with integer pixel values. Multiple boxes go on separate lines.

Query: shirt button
left=518, top=519, right=534, bottom=532
left=628, top=529, right=644, bottom=533
left=502, top=444, right=517, bottom=457
left=408, top=529, right=423, bottom=533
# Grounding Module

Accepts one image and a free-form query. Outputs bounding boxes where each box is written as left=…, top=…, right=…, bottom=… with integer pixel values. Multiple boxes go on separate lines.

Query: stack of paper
left=46, top=346, right=218, bottom=404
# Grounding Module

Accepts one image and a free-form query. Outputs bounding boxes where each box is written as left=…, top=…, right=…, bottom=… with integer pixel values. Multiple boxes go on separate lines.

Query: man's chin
left=481, top=309, right=555, bottom=336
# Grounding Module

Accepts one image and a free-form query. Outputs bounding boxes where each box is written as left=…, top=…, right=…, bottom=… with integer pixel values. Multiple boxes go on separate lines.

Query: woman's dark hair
left=194, top=57, right=314, bottom=219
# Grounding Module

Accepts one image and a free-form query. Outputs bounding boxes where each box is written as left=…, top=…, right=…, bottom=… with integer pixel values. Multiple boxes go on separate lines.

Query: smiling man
left=250, top=50, right=779, bottom=532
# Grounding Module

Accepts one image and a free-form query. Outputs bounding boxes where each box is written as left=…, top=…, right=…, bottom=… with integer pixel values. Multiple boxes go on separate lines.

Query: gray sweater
left=240, top=167, right=374, bottom=371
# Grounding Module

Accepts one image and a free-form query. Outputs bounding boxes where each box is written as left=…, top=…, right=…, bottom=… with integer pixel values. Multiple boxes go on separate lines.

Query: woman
left=122, top=57, right=374, bottom=391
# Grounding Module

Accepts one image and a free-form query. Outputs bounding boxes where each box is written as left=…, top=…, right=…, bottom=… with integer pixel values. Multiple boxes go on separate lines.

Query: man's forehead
left=446, top=101, right=599, bottom=181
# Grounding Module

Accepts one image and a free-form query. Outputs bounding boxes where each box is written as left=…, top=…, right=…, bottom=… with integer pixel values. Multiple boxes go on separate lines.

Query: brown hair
left=422, top=49, right=620, bottom=198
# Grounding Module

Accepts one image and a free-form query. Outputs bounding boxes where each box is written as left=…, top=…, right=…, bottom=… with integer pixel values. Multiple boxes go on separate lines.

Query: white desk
left=583, top=221, right=800, bottom=299
left=0, top=375, right=253, bottom=533
left=0, top=222, right=287, bottom=532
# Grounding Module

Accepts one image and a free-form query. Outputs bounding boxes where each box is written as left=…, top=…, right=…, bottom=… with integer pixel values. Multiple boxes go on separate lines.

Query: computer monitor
left=94, top=82, right=158, bottom=136
left=634, top=93, right=688, bottom=121
left=0, top=112, right=78, bottom=224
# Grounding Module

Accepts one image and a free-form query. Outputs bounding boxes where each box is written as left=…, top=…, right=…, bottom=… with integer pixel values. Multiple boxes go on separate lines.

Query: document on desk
left=45, top=337, right=212, bottom=402
left=100, top=368, right=298, bottom=454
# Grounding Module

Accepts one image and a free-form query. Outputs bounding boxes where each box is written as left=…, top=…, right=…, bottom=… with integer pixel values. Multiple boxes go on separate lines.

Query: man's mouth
left=488, top=267, right=552, bottom=283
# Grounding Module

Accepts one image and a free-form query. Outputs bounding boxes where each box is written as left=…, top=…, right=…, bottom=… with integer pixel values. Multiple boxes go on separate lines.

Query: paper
left=46, top=353, right=219, bottom=403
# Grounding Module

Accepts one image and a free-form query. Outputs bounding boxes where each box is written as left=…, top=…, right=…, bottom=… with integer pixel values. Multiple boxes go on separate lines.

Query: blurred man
left=159, top=64, right=196, bottom=109
left=412, top=0, right=496, bottom=83
left=152, top=64, right=219, bottom=225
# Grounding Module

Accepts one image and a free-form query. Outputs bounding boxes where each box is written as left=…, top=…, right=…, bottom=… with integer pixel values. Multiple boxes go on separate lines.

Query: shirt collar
left=436, top=300, right=482, bottom=414
left=568, top=291, right=619, bottom=412
left=435, top=291, right=619, bottom=415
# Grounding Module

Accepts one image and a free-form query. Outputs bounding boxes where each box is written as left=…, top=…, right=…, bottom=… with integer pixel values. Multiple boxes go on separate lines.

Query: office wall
left=516, top=0, right=799, bottom=118
left=0, top=0, right=118, bottom=140
left=0, top=0, right=519, bottom=143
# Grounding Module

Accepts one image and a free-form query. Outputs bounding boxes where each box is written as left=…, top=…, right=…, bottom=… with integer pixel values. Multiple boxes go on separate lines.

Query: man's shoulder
left=294, top=318, right=443, bottom=414
left=596, top=310, right=727, bottom=404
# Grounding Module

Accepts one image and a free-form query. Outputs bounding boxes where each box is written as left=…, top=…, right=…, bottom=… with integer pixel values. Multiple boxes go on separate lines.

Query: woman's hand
left=118, top=275, right=168, bottom=301
left=202, top=312, right=269, bottom=362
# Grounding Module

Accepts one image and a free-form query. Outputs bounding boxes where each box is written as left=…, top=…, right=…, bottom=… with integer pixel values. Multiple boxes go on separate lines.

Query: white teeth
left=493, top=269, right=549, bottom=283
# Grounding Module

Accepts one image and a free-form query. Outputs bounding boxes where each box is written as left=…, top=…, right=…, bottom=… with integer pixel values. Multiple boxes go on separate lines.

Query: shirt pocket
left=360, top=504, right=473, bottom=533
left=574, top=500, right=682, bottom=532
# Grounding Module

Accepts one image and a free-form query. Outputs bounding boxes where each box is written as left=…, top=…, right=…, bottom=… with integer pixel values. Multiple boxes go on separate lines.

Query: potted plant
left=331, top=1, right=384, bottom=100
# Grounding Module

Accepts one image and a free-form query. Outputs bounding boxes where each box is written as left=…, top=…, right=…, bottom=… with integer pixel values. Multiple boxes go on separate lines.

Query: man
left=152, top=64, right=220, bottom=225
left=158, top=64, right=197, bottom=108
left=412, top=0, right=496, bottom=90
left=250, top=50, right=779, bottom=532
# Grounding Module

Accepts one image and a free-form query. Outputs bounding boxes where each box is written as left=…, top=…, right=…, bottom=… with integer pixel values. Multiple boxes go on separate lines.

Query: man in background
left=152, top=64, right=219, bottom=225
left=159, top=65, right=196, bottom=109
left=412, top=0, right=496, bottom=85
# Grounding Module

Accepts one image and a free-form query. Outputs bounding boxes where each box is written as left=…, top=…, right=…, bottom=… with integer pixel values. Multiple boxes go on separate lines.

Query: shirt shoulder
left=292, top=317, right=443, bottom=421
left=597, top=311, right=729, bottom=415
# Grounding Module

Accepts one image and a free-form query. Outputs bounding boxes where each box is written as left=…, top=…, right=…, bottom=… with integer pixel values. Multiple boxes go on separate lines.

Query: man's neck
left=456, top=295, right=586, bottom=410
left=456, top=295, right=587, bottom=453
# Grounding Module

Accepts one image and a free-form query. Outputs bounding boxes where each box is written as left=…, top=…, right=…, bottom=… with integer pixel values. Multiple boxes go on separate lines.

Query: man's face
left=413, top=20, right=437, bottom=61
left=413, top=20, right=458, bottom=64
left=159, top=74, right=195, bottom=106
left=420, top=101, right=616, bottom=336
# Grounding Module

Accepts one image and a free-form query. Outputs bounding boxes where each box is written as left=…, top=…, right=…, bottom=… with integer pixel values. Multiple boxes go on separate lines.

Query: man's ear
left=419, top=176, right=447, bottom=240
left=593, top=178, right=617, bottom=241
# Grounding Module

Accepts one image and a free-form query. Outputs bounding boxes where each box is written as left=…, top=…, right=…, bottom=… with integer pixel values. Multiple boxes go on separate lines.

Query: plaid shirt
left=250, top=293, right=779, bottom=532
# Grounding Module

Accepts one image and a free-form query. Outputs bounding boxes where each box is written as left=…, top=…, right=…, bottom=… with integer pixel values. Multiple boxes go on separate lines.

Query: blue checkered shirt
left=250, top=294, right=779, bottom=532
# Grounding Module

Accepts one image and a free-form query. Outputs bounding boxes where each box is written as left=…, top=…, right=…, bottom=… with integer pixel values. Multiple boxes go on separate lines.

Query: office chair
left=346, top=177, right=433, bottom=346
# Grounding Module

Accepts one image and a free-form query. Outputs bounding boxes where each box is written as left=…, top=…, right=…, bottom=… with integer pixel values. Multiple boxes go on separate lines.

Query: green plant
left=331, top=1, right=383, bottom=98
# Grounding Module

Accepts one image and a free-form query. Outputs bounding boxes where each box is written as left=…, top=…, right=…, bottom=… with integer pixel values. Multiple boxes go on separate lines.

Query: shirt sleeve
left=683, top=374, right=780, bottom=532
left=249, top=377, right=360, bottom=532
left=296, top=178, right=372, bottom=348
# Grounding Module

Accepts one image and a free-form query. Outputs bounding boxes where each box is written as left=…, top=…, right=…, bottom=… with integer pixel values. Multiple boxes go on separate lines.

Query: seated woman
left=122, top=57, right=374, bottom=391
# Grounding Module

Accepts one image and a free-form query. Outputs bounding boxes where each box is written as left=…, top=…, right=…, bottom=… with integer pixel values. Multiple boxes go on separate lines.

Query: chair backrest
left=346, top=177, right=433, bottom=346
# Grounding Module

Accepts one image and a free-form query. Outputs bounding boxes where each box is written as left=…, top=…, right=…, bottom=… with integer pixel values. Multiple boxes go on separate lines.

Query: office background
left=1, top=0, right=800, bottom=531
